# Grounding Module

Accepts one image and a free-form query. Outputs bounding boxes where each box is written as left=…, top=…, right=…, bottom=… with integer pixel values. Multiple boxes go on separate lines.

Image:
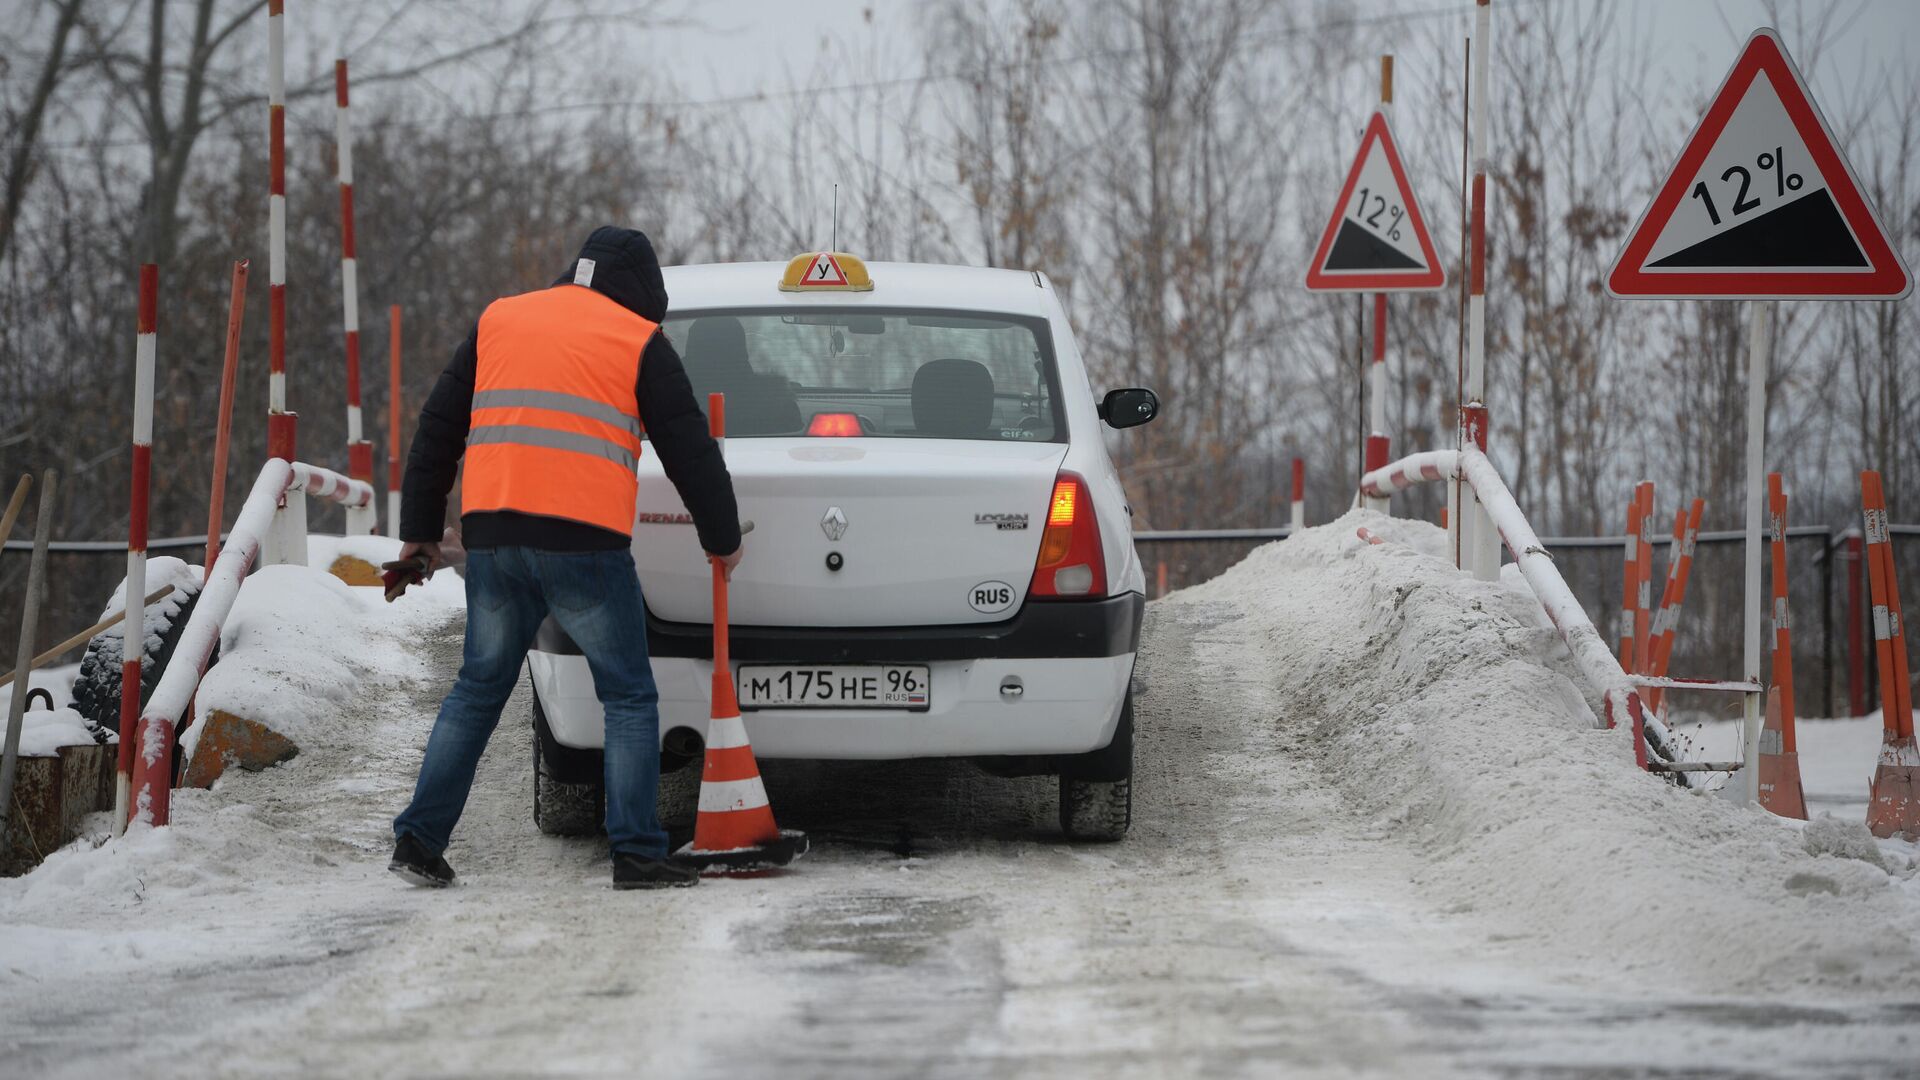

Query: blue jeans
left=394, top=546, right=668, bottom=858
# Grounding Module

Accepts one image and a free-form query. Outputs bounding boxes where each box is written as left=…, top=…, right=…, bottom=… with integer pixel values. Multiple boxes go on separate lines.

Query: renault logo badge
left=821, top=506, right=849, bottom=541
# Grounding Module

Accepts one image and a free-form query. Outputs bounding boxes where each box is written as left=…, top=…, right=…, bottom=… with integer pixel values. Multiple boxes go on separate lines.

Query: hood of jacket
left=554, top=226, right=669, bottom=323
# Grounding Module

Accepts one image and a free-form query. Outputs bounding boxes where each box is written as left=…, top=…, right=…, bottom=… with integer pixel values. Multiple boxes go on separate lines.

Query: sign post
left=1305, top=57, right=1447, bottom=515
left=1608, top=27, right=1911, bottom=802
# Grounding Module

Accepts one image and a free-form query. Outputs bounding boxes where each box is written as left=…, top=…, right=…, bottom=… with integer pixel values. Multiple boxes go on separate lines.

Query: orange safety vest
left=462, top=285, right=653, bottom=536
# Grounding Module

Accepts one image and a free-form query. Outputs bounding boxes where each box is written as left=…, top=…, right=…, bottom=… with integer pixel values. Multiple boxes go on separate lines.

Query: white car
left=525, top=253, right=1158, bottom=840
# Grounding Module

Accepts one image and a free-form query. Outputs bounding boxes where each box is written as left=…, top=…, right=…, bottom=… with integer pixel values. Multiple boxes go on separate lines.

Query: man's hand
left=712, top=543, right=743, bottom=580
left=383, top=541, right=441, bottom=603
left=399, top=540, right=442, bottom=573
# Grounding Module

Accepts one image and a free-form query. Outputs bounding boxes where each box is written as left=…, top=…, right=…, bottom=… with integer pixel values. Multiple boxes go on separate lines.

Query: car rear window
left=658, top=308, right=1062, bottom=442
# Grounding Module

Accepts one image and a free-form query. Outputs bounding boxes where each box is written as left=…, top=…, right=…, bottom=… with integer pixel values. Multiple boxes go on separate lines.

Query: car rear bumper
left=534, top=591, right=1145, bottom=662
left=526, top=592, right=1143, bottom=759
left=528, top=652, right=1134, bottom=759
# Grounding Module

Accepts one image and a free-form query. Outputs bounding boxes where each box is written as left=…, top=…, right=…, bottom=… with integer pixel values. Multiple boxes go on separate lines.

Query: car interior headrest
left=911, top=358, right=995, bottom=438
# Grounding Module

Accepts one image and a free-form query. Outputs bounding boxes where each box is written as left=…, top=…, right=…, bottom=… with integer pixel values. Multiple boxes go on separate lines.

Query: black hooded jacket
left=400, top=227, right=741, bottom=556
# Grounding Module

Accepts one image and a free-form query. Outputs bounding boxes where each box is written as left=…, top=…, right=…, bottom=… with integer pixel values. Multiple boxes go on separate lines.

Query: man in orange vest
left=389, top=227, right=741, bottom=890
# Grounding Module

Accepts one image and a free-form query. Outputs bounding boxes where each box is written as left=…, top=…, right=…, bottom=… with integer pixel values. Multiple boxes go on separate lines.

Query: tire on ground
left=1058, top=693, right=1133, bottom=842
left=71, top=587, right=212, bottom=738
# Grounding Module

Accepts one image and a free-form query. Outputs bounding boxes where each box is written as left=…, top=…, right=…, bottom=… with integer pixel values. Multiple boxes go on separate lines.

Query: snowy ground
left=3, top=517, right=1918, bottom=1078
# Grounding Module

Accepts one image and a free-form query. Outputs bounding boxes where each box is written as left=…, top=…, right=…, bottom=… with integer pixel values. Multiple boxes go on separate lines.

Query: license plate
left=738, top=665, right=931, bottom=710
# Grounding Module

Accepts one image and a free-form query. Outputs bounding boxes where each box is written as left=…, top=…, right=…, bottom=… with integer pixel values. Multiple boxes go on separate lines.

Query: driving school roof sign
left=1608, top=28, right=1911, bottom=300
left=1305, top=110, right=1446, bottom=292
left=779, top=251, right=875, bottom=292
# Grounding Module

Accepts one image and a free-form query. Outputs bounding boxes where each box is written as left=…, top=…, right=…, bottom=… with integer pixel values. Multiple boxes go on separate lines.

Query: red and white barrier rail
left=1359, top=447, right=1695, bottom=781
left=125, top=459, right=374, bottom=828
left=1358, top=450, right=1454, bottom=500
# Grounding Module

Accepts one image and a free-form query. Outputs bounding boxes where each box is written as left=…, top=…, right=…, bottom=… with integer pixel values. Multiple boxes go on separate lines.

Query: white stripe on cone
left=698, top=776, right=771, bottom=814
left=704, top=712, right=751, bottom=749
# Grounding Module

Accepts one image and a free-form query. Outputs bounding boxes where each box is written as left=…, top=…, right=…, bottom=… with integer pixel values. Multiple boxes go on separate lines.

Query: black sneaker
left=612, top=852, right=699, bottom=890
left=389, top=834, right=456, bottom=888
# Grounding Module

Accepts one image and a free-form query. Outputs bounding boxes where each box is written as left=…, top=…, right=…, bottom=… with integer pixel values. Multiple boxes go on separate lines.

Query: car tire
left=531, top=689, right=603, bottom=837
left=533, top=737, right=603, bottom=837
left=1058, top=693, right=1133, bottom=842
left=529, top=685, right=702, bottom=839
left=657, top=758, right=701, bottom=835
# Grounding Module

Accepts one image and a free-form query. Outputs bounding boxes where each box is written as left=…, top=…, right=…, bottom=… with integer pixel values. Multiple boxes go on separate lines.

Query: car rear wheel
left=530, top=685, right=705, bottom=839
left=1058, top=693, right=1133, bottom=842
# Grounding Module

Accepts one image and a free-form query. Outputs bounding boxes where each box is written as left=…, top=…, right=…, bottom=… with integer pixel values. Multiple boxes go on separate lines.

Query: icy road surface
left=4, top=517, right=1918, bottom=1079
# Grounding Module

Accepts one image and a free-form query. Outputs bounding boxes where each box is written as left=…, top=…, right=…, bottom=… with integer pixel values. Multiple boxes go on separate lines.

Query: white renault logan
left=525, top=252, right=1158, bottom=840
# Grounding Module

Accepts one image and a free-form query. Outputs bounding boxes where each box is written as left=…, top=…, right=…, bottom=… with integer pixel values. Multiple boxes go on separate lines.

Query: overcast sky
left=664, top=0, right=1919, bottom=110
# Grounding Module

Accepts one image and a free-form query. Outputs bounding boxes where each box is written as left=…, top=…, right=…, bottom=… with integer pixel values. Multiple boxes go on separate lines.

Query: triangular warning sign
left=1609, top=28, right=1911, bottom=300
left=796, top=252, right=850, bottom=287
left=1305, top=111, right=1446, bottom=293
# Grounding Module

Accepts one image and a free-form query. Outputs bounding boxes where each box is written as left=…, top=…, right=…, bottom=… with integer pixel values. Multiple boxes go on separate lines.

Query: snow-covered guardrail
left=1359, top=448, right=1698, bottom=785
left=123, top=459, right=373, bottom=828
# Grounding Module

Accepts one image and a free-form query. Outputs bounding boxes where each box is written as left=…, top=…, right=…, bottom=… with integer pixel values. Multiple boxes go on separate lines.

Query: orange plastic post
left=205, top=260, right=249, bottom=576
left=1758, top=473, right=1807, bottom=818
left=1619, top=491, right=1642, bottom=672
left=1863, top=470, right=1917, bottom=838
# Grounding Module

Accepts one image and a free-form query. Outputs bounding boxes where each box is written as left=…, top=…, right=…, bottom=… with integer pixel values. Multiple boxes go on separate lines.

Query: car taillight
left=1030, top=471, right=1105, bottom=599
left=806, top=412, right=862, bottom=437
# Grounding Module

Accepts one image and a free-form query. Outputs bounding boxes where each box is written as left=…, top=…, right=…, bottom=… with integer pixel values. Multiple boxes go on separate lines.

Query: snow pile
left=6, top=706, right=101, bottom=757
left=180, top=549, right=464, bottom=759
left=0, top=662, right=77, bottom=718
left=1165, top=509, right=1920, bottom=997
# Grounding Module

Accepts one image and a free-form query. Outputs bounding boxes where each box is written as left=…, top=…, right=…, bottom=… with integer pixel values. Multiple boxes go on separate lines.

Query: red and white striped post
left=1632, top=481, right=1655, bottom=672
left=205, top=260, right=249, bottom=575
left=262, top=0, right=306, bottom=566
left=336, top=56, right=376, bottom=536
left=387, top=304, right=403, bottom=539
left=1290, top=457, right=1306, bottom=532
left=1758, top=472, right=1807, bottom=819
left=1457, top=0, right=1498, bottom=581
left=113, top=265, right=158, bottom=836
left=1362, top=57, right=1394, bottom=513
left=1862, top=470, right=1915, bottom=838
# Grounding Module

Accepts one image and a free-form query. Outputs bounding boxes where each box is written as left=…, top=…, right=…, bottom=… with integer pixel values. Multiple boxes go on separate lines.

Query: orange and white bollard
left=1632, top=481, right=1655, bottom=673
left=1619, top=490, right=1644, bottom=672
left=1644, top=498, right=1704, bottom=716
left=1758, top=473, right=1806, bottom=819
left=336, top=56, right=375, bottom=535
left=677, top=393, right=806, bottom=873
left=1864, top=470, right=1917, bottom=838
left=112, top=265, right=158, bottom=837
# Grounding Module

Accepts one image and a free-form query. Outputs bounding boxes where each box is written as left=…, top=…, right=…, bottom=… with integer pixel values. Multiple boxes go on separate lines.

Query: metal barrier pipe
left=125, top=461, right=371, bottom=827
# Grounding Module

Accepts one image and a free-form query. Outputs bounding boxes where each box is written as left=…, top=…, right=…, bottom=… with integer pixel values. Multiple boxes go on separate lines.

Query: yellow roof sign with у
left=779, top=251, right=874, bottom=292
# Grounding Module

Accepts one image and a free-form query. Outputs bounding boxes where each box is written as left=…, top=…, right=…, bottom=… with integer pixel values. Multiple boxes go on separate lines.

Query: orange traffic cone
left=675, top=394, right=807, bottom=873
left=1862, top=470, right=1917, bottom=839
left=1758, top=475, right=1807, bottom=820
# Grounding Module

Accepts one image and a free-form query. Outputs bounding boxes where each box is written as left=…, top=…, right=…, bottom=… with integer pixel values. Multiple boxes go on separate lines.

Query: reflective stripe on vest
left=462, top=285, right=654, bottom=535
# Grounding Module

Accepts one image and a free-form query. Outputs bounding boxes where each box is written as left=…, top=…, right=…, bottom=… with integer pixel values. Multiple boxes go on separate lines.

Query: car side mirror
left=1099, top=387, right=1158, bottom=429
